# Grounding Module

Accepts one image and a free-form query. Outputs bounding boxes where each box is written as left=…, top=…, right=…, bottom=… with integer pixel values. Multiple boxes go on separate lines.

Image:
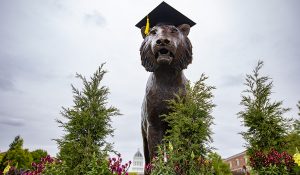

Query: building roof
left=134, top=149, right=143, bottom=158
left=224, top=150, right=247, bottom=161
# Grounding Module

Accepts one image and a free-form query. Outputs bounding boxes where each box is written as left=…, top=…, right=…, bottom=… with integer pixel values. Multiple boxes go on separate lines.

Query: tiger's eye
left=171, top=28, right=178, bottom=33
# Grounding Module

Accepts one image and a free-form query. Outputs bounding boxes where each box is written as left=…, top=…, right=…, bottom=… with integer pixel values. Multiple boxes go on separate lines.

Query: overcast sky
left=0, top=0, right=299, bottom=164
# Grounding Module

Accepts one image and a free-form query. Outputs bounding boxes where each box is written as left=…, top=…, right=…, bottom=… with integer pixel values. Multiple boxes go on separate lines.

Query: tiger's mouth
left=154, top=48, right=175, bottom=64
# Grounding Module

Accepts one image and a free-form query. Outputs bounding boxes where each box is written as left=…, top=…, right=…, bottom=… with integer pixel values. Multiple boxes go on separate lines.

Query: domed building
left=130, top=149, right=144, bottom=175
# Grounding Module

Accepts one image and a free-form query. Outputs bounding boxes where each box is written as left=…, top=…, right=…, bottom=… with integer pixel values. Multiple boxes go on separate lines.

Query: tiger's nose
left=156, top=38, right=170, bottom=45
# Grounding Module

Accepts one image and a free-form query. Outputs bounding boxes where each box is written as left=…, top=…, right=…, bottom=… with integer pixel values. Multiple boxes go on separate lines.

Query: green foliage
left=43, top=160, right=68, bottom=175
left=147, top=145, right=177, bottom=175
left=249, top=149, right=295, bottom=174
left=128, top=173, right=138, bottom=175
left=149, top=74, right=216, bottom=174
left=55, top=64, right=120, bottom=174
left=30, top=149, right=48, bottom=163
left=208, top=152, right=231, bottom=175
left=0, top=153, right=3, bottom=162
left=5, top=148, right=33, bottom=169
left=293, top=119, right=300, bottom=134
left=284, top=119, right=300, bottom=155
left=163, top=74, right=215, bottom=158
left=8, top=136, right=23, bottom=150
left=238, top=61, right=295, bottom=174
left=258, top=164, right=289, bottom=175
left=0, top=136, right=33, bottom=170
left=238, top=61, right=291, bottom=155
left=298, top=101, right=300, bottom=116
left=148, top=144, right=209, bottom=175
left=284, top=133, right=300, bottom=155
left=86, top=152, right=111, bottom=175
left=284, top=101, right=300, bottom=154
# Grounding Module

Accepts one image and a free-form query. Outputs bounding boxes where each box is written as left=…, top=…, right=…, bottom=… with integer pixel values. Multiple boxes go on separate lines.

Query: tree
left=208, top=152, right=231, bottom=175
left=284, top=128, right=300, bottom=155
left=0, top=136, right=33, bottom=170
left=164, top=74, right=215, bottom=157
left=8, top=135, right=23, bottom=151
left=284, top=101, right=300, bottom=155
left=55, top=64, right=120, bottom=174
left=0, top=153, right=3, bottom=162
left=298, top=101, right=300, bottom=116
left=238, top=61, right=291, bottom=154
left=30, top=149, right=48, bottom=163
left=149, top=74, right=215, bottom=174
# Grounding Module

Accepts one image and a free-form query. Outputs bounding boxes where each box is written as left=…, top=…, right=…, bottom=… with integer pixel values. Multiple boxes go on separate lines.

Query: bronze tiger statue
left=139, top=23, right=193, bottom=166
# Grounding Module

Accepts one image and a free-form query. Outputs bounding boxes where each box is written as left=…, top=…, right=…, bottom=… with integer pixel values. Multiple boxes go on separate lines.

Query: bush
left=146, top=74, right=218, bottom=175
left=30, top=149, right=48, bottom=164
left=0, top=136, right=33, bottom=171
left=249, top=149, right=295, bottom=174
left=55, top=64, right=121, bottom=174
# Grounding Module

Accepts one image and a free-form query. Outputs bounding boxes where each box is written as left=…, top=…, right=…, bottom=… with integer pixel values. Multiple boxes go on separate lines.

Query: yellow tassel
left=144, top=16, right=150, bottom=35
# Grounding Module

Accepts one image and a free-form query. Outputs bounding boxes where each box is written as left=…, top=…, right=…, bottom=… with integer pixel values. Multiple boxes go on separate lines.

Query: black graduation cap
left=135, top=1, right=196, bottom=29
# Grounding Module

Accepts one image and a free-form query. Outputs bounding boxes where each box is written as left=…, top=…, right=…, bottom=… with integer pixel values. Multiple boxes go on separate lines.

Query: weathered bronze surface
left=140, top=24, right=193, bottom=167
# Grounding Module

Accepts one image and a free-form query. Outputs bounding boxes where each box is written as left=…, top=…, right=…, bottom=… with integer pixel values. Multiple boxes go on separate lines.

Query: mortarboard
left=135, top=1, right=196, bottom=35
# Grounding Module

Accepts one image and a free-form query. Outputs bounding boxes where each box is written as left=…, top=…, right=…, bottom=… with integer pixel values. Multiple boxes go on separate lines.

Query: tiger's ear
left=178, top=24, right=190, bottom=36
left=141, top=26, right=147, bottom=39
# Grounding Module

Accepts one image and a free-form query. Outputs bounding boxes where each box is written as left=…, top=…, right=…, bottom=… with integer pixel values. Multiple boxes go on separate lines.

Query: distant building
left=130, top=149, right=144, bottom=175
left=224, top=151, right=250, bottom=175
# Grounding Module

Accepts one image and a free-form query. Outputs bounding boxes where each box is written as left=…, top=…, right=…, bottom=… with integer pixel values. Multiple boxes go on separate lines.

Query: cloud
left=0, top=53, right=45, bottom=92
left=0, top=76, right=14, bottom=91
left=220, top=74, right=244, bottom=88
left=0, top=54, right=19, bottom=92
left=0, top=117, right=25, bottom=127
left=0, top=0, right=299, bottom=163
left=84, top=11, right=106, bottom=27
